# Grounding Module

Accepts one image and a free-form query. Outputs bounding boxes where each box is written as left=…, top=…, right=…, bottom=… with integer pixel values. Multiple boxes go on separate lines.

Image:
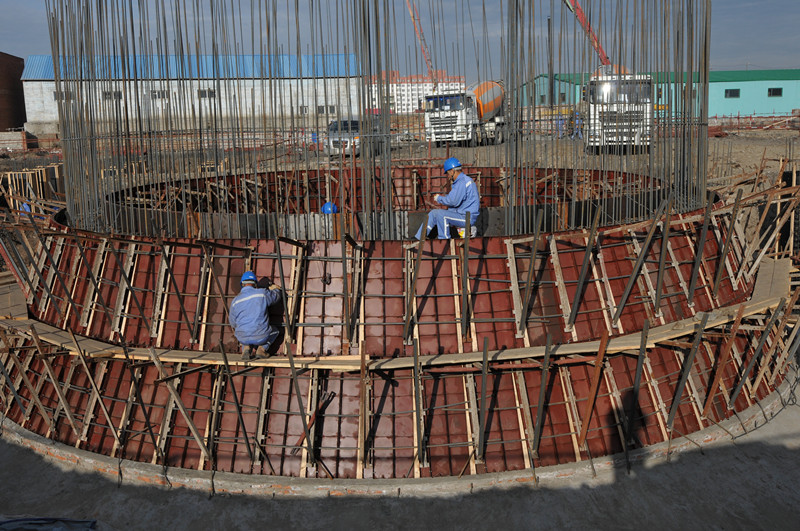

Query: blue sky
left=1, top=1, right=798, bottom=73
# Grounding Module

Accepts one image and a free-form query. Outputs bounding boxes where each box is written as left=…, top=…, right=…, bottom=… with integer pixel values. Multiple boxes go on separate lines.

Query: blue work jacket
left=436, top=171, right=480, bottom=221
left=229, top=285, right=282, bottom=345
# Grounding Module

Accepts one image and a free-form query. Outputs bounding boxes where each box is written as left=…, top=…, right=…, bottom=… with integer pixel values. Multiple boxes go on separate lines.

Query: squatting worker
left=414, top=157, right=480, bottom=240
left=229, top=271, right=282, bottom=359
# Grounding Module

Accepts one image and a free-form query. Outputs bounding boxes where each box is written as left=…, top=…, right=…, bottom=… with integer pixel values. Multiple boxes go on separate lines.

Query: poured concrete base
left=1, top=370, right=799, bottom=529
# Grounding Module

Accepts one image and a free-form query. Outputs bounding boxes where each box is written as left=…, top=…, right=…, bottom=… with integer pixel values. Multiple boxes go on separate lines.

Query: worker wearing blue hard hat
left=414, top=157, right=480, bottom=240
left=228, top=270, right=282, bottom=359
left=322, top=201, right=338, bottom=214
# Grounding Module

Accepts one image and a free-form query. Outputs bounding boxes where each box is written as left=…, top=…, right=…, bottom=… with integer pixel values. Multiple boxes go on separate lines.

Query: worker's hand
left=434, top=194, right=441, bottom=202
left=268, top=283, right=281, bottom=291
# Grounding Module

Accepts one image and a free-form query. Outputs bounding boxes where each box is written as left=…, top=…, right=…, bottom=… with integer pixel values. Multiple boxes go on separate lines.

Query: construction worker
left=229, top=271, right=282, bottom=359
left=571, top=111, right=583, bottom=139
left=414, top=157, right=480, bottom=240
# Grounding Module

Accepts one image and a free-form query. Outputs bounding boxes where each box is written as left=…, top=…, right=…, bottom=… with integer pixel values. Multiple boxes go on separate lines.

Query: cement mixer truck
left=423, top=81, right=506, bottom=146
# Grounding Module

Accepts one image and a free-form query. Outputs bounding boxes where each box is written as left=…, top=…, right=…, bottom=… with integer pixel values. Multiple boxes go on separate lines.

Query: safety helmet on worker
left=241, top=271, right=257, bottom=285
left=321, top=201, right=338, bottom=214
left=443, top=157, right=462, bottom=173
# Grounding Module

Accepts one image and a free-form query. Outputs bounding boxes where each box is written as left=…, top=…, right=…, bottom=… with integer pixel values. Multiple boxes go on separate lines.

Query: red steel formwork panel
left=422, top=373, right=471, bottom=477
left=605, top=355, right=666, bottom=448
left=300, top=241, right=345, bottom=357
left=568, top=363, right=621, bottom=459
left=470, top=238, right=523, bottom=351
left=361, top=241, right=405, bottom=358
left=118, top=364, right=162, bottom=463
left=527, top=367, right=578, bottom=468
left=263, top=367, right=309, bottom=477
left=414, top=239, right=461, bottom=357
left=75, top=360, right=118, bottom=456
left=201, top=241, right=243, bottom=351
left=369, top=370, right=416, bottom=479
left=479, top=371, right=527, bottom=474
left=165, top=369, right=213, bottom=470
left=554, top=235, right=610, bottom=342
left=120, top=240, right=160, bottom=347
left=317, top=372, right=361, bottom=478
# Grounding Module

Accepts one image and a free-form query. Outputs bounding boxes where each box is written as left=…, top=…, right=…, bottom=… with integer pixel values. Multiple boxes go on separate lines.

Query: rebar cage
left=47, top=0, right=711, bottom=239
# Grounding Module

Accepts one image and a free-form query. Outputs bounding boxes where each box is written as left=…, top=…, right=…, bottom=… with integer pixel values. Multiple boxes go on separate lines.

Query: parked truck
left=564, top=0, right=654, bottom=151
left=423, top=81, right=506, bottom=146
left=581, top=66, right=654, bottom=151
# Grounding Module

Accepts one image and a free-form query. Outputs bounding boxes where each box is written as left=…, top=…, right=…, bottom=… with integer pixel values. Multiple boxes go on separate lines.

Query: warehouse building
left=527, top=68, right=800, bottom=121
left=21, top=53, right=361, bottom=138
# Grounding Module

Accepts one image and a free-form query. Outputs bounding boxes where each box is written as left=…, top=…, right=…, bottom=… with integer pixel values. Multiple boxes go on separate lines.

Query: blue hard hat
left=241, top=271, right=257, bottom=284
left=322, top=201, right=338, bottom=214
left=443, top=157, right=461, bottom=173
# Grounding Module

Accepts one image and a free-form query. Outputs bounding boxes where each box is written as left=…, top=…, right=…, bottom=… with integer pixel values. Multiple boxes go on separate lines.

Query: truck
left=581, top=66, right=654, bottom=151
left=423, top=81, right=506, bottom=146
left=564, top=0, right=654, bottom=151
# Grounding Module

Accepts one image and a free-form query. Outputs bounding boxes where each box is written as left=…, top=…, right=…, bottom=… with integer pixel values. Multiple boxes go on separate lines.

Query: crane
left=562, top=0, right=611, bottom=67
left=406, top=0, right=437, bottom=91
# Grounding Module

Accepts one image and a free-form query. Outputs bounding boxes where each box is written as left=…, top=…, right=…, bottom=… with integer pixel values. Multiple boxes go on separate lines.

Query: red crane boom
left=563, top=0, right=611, bottom=67
left=406, top=0, right=437, bottom=90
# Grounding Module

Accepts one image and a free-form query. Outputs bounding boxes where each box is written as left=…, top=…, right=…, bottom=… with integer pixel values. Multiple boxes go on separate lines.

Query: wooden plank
left=514, top=370, right=535, bottom=468
left=558, top=366, right=583, bottom=462
left=299, top=369, right=318, bottom=478
left=710, top=215, right=741, bottom=293
left=577, top=330, right=610, bottom=446
left=44, top=357, right=78, bottom=440
left=628, top=231, right=666, bottom=326
left=505, top=239, right=532, bottom=343
left=79, top=239, right=107, bottom=328
left=769, top=318, right=800, bottom=386
left=643, top=356, right=670, bottom=441
left=39, top=237, right=65, bottom=316
left=70, top=332, right=122, bottom=448
left=111, top=243, right=136, bottom=339
left=682, top=221, right=718, bottom=309
left=752, top=288, right=799, bottom=391
left=596, top=247, right=623, bottom=333
left=253, top=368, right=275, bottom=473
left=111, top=366, right=141, bottom=457
left=60, top=238, right=84, bottom=324
left=0, top=329, right=56, bottom=432
left=602, top=360, right=629, bottom=453
left=462, top=373, right=479, bottom=474
left=549, top=236, right=578, bottom=341
left=77, top=359, right=109, bottom=445
left=150, top=244, right=169, bottom=338
left=25, top=235, right=50, bottom=306
left=702, top=305, right=746, bottom=417
left=199, top=368, right=224, bottom=470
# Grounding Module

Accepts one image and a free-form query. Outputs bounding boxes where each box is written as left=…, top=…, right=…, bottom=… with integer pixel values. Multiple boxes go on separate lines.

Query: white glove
left=434, top=194, right=441, bottom=202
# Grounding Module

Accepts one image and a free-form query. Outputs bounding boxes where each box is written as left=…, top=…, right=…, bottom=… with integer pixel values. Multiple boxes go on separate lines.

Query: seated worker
left=229, top=271, right=282, bottom=359
left=414, top=157, right=480, bottom=240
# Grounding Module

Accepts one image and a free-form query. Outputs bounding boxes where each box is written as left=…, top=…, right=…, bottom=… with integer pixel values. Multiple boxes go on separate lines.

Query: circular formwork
left=0, top=163, right=793, bottom=481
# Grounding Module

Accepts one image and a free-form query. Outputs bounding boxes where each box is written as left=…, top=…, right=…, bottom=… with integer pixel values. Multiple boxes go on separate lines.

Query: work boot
left=255, top=345, right=269, bottom=358
left=241, top=345, right=256, bottom=360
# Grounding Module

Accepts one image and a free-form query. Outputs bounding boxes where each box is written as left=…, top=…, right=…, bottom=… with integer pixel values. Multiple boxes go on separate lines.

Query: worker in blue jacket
left=229, top=271, right=282, bottom=359
left=414, top=157, right=480, bottom=240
